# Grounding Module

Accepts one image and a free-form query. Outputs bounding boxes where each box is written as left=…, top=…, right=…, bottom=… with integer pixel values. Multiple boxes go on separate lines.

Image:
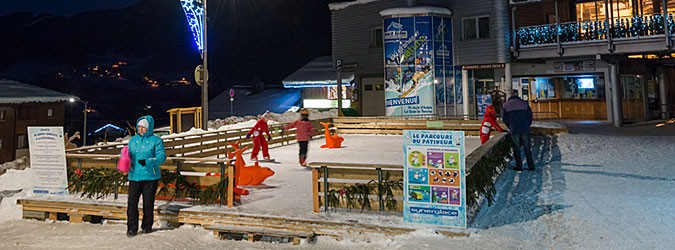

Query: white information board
left=28, top=127, right=69, bottom=196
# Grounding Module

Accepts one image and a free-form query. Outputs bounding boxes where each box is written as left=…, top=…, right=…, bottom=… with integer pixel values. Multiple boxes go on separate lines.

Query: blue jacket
left=501, top=96, right=533, bottom=135
left=127, top=115, right=166, bottom=181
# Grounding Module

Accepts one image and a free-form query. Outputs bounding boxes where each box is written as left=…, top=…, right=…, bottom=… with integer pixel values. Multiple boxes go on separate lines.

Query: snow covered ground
left=1, top=125, right=674, bottom=249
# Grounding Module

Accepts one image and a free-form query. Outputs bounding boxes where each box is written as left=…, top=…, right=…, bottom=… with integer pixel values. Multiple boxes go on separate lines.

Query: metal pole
left=377, top=168, right=383, bottom=212
left=323, top=166, right=328, bottom=213
left=605, top=0, right=613, bottom=50
left=610, top=63, right=623, bottom=127
left=175, top=161, right=182, bottom=200
left=83, top=101, right=88, bottom=146
left=462, top=69, right=470, bottom=118
left=220, top=162, right=225, bottom=207
left=555, top=0, right=561, bottom=54
left=337, top=71, right=343, bottom=116
left=664, top=0, right=670, bottom=48
left=659, top=67, right=670, bottom=119
left=202, top=0, right=209, bottom=130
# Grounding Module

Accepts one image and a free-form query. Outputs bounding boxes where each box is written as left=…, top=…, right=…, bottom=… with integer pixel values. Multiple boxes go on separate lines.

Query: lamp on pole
left=69, top=98, right=90, bottom=147
left=202, top=0, right=209, bottom=130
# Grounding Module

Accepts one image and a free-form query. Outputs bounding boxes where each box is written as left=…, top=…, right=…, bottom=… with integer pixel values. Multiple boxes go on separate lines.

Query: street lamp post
left=69, top=98, right=89, bottom=147
left=202, top=0, right=209, bottom=131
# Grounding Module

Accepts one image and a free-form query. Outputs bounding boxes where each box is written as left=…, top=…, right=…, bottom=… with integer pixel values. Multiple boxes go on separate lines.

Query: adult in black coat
left=501, top=90, right=535, bottom=171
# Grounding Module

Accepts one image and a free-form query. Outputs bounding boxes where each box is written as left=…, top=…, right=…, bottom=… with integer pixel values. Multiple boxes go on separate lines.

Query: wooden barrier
left=66, top=154, right=236, bottom=207
left=66, top=119, right=331, bottom=159
left=332, top=117, right=505, bottom=136
left=309, top=162, right=404, bottom=213
left=308, top=132, right=513, bottom=219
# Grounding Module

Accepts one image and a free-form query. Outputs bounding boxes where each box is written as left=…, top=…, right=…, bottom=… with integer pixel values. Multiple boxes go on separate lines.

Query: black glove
left=246, top=133, right=251, bottom=139
left=267, top=135, right=272, bottom=141
left=138, top=159, right=146, bottom=166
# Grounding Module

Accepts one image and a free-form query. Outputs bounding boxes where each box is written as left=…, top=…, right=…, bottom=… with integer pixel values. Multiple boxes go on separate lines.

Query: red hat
left=485, top=105, right=496, bottom=116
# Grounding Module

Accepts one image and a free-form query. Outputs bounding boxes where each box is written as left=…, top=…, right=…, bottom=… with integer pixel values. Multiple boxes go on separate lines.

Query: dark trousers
left=298, top=141, right=308, bottom=158
left=127, top=180, right=158, bottom=233
left=511, top=133, right=535, bottom=169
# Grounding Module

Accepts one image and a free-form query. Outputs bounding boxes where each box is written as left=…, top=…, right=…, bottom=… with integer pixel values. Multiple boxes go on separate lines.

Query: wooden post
left=312, top=168, right=320, bottom=213
left=69, top=214, right=83, bottom=223
left=169, top=111, right=174, bottom=134
left=228, top=165, right=234, bottom=208
left=48, top=212, right=57, bottom=222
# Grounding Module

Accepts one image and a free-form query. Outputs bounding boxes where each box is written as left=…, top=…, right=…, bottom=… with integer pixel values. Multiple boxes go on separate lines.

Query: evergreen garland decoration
left=465, top=134, right=512, bottom=209
left=68, top=168, right=229, bottom=205
left=325, top=173, right=403, bottom=212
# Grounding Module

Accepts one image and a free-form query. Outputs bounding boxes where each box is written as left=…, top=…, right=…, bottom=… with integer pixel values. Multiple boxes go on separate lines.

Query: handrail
left=517, top=11, right=675, bottom=46
left=307, top=162, right=403, bottom=170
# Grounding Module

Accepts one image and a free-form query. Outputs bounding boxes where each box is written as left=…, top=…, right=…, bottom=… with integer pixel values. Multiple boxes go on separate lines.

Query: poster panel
left=403, top=130, right=466, bottom=228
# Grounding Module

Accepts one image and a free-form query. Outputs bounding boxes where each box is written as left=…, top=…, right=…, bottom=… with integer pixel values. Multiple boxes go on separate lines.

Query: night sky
left=1, top=0, right=344, bottom=140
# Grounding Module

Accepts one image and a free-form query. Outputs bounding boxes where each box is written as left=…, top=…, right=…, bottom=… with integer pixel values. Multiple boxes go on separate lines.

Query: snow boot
left=299, top=157, right=307, bottom=166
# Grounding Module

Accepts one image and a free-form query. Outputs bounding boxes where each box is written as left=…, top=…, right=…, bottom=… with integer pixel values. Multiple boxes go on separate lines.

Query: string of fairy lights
left=518, top=12, right=675, bottom=46
left=179, top=0, right=205, bottom=52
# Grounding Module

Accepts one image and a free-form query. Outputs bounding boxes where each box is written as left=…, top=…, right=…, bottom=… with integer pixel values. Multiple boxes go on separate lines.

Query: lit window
left=0, top=110, right=5, bottom=120
left=47, top=108, right=54, bottom=117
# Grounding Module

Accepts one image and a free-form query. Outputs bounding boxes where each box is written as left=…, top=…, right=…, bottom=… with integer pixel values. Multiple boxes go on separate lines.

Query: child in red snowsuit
left=247, top=111, right=272, bottom=161
left=283, top=108, right=315, bottom=166
left=480, top=105, right=504, bottom=144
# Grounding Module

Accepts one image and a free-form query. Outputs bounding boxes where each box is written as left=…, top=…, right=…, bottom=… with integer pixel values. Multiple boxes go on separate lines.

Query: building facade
left=327, top=0, right=674, bottom=125
left=0, top=80, right=72, bottom=163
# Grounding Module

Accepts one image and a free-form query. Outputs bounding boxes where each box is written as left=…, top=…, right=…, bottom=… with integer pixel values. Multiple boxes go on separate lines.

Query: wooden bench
left=206, top=223, right=316, bottom=245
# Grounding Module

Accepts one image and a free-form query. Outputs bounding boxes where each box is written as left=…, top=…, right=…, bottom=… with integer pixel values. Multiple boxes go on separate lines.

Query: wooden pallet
left=206, top=224, right=315, bottom=245
left=17, top=199, right=182, bottom=226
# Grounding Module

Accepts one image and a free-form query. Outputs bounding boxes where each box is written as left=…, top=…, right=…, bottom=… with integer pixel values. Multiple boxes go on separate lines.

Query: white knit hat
left=137, top=118, right=149, bottom=129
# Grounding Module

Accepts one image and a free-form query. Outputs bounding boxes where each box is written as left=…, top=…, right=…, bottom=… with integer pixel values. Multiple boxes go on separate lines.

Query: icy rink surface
left=1, top=132, right=674, bottom=249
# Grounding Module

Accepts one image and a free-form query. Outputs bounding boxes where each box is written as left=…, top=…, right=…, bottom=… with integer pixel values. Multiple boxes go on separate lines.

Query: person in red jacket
left=247, top=111, right=272, bottom=161
left=480, top=105, right=505, bottom=144
left=283, top=108, right=315, bottom=166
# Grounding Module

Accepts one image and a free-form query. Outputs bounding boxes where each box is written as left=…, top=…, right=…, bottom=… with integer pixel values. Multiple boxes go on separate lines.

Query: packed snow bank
left=0, top=156, right=29, bottom=173
left=531, top=121, right=567, bottom=130
left=329, top=0, right=381, bottom=11
left=208, top=108, right=337, bottom=130
left=0, top=167, right=34, bottom=222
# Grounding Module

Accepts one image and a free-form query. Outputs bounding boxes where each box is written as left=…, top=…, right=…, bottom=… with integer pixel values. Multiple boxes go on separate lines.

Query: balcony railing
left=517, top=12, right=675, bottom=47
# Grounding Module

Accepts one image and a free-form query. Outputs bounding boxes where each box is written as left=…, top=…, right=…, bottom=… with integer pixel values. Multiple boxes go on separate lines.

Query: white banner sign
left=28, top=127, right=69, bottom=196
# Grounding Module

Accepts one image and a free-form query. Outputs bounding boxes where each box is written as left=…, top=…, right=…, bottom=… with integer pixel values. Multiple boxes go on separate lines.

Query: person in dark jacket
left=501, top=90, right=534, bottom=171
left=126, top=115, right=166, bottom=237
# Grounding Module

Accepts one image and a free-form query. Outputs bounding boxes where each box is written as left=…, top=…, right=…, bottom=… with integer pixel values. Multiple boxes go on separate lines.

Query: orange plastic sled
left=319, top=122, right=344, bottom=149
left=227, top=141, right=275, bottom=186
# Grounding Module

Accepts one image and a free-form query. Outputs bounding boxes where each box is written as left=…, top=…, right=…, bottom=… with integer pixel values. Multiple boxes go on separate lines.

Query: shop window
left=562, top=76, right=605, bottom=99
left=533, top=78, right=556, bottom=99
left=370, top=28, right=383, bottom=48
left=17, top=134, right=27, bottom=149
left=0, top=110, right=5, bottom=120
left=365, top=84, right=373, bottom=91
left=463, top=16, right=489, bottom=40
left=47, top=108, right=54, bottom=117
left=327, top=86, right=347, bottom=100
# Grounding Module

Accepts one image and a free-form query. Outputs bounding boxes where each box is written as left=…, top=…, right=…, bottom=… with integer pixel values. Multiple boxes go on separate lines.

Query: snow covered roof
left=329, top=0, right=382, bottom=11
left=380, top=6, right=452, bottom=17
left=282, top=56, right=354, bottom=88
left=0, top=79, right=75, bottom=104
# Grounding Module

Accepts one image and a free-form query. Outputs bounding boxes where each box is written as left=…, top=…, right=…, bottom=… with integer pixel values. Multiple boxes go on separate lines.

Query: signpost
left=229, top=88, right=235, bottom=117
left=28, top=127, right=69, bottom=196
left=402, top=130, right=466, bottom=228
left=336, top=59, right=344, bottom=116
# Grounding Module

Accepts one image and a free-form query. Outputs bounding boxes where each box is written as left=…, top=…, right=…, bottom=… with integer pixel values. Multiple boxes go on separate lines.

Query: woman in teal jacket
left=126, top=115, right=166, bottom=237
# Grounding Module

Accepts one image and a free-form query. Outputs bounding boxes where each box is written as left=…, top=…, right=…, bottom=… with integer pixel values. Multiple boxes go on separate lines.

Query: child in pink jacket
left=283, top=109, right=315, bottom=166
